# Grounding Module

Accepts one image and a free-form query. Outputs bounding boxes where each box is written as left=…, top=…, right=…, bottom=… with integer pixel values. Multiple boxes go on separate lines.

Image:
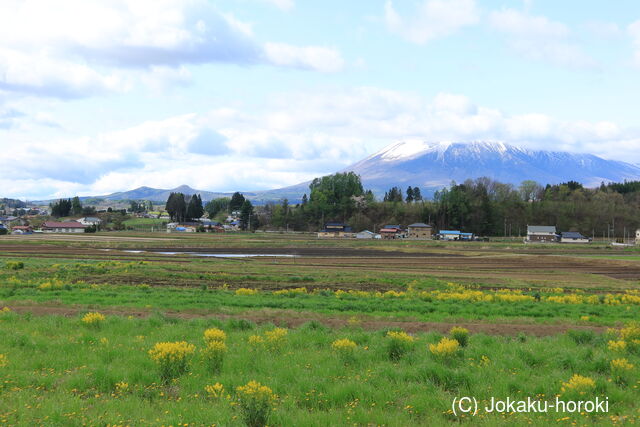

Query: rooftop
left=527, top=225, right=556, bottom=233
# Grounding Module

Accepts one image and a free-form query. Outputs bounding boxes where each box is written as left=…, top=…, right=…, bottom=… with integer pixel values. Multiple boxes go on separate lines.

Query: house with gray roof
left=526, top=225, right=557, bottom=243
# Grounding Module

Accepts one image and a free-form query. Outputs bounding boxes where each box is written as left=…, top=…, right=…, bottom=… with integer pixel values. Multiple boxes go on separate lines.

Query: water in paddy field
left=122, top=250, right=297, bottom=258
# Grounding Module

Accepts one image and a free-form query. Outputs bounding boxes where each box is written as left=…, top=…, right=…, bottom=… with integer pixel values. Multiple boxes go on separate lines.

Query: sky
left=2, top=0, right=640, bottom=200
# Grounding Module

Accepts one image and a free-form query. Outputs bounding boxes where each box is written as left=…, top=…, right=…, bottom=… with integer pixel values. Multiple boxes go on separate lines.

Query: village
left=2, top=209, right=640, bottom=246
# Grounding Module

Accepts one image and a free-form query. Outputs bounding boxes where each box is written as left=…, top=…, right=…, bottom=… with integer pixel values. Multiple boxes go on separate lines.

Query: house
left=526, top=225, right=557, bottom=243
left=379, top=225, right=405, bottom=239
left=559, top=231, right=591, bottom=244
left=438, top=230, right=474, bottom=241
left=0, top=216, right=18, bottom=227
left=0, top=224, right=6, bottom=233
left=355, top=230, right=379, bottom=239
left=407, top=223, right=432, bottom=239
left=167, top=222, right=199, bottom=233
left=317, top=222, right=353, bottom=238
left=76, top=217, right=102, bottom=226
left=41, top=221, right=87, bottom=233
left=11, top=225, right=33, bottom=235
left=636, top=229, right=640, bottom=245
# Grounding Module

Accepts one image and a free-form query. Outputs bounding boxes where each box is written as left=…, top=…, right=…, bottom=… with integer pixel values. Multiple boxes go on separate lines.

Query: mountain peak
left=344, top=140, right=640, bottom=197
left=172, top=184, right=196, bottom=192
left=375, top=140, right=519, bottom=162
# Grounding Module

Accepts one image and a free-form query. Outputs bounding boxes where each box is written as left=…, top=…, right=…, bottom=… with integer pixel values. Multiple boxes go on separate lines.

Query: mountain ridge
left=30, top=141, right=640, bottom=204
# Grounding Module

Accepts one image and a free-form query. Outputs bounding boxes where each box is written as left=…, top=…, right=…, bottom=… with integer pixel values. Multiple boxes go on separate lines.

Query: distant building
left=0, top=216, right=17, bottom=227
left=355, top=230, right=379, bottom=239
left=526, top=225, right=557, bottom=243
left=318, top=222, right=353, bottom=238
left=76, top=217, right=102, bottom=226
left=439, top=230, right=474, bottom=241
left=167, top=222, right=199, bottom=233
left=11, top=225, right=33, bottom=235
left=559, top=231, right=591, bottom=244
left=636, top=229, right=640, bottom=245
left=379, top=225, right=404, bottom=239
left=41, top=221, right=87, bottom=233
left=407, top=223, right=432, bottom=239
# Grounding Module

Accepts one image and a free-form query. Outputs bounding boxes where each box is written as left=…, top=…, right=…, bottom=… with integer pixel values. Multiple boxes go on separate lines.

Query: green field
left=0, top=234, right=639, bottom=425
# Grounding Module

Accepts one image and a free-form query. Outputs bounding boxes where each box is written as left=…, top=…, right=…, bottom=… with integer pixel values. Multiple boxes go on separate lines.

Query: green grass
left=1, top=257, right=639, bottom=325
left=0, top=312, right=637, bottom=426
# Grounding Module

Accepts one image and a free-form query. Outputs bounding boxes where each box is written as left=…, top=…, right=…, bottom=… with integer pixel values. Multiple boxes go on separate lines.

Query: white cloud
left=384, top=0, right=479, bottom=44
left=627, top=20, right=640, bottom=67
left=0, top=0, right=344, bottom=98
left=488, top=9, right=596, bottom=69
left=264, top=43, right=344, bottom=73
left=584, top=21, right=622, bottom=39
left=261, top=0, right=294, bottom=11
left=3, top=87, right=640, bottom=199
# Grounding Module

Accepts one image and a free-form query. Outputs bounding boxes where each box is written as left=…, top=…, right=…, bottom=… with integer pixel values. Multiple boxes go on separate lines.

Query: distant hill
left=28, top=141, right=640, bottom=205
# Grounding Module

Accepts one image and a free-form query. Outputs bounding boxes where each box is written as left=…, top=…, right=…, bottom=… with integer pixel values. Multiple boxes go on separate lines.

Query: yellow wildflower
left=429, top=337, right=460, bottom=357
left=204, top=328, right=227, bottom=344
left=81, top=312, right=106, bottom=327
left=235, top=288, right=258, bottom=296
left=561, top=374, right=596, bottom=394
left=205, top=382, right=225, bottom=398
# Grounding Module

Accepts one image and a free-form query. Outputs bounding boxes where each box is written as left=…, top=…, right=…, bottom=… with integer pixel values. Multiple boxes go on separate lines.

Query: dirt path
left=3, top=302, right=608, bottom=336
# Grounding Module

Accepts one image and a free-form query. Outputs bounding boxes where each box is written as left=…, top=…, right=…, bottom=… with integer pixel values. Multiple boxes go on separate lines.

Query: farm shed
left=317, top=222, right=353, bottom=238
left=41, top=221, right=87, bottom=233
left=407, top=223, right=432, bottom=239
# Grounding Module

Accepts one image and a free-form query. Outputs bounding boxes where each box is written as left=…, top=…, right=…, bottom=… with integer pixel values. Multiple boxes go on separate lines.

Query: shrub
left=332, top=338, right=357, bottom=363
left=81, top=312, right=106, bottom=328
left=5, top=261, right=24, bottom=270
left=227, top=318, right=256, bottom=331
left=201, top=340, right=227, bottom=374
left=386, top=331, right=416, bottom=361
left=148, top=341, right=196, bottom=383
left=449, top=327, right=470, bottom=347
left=204, top=328, right=227, bottom=345
left=567, top=329, right=595, bottom=345
left=429, top=337, right=460, bottom=358
left=236, top=380, right=276, bottom=427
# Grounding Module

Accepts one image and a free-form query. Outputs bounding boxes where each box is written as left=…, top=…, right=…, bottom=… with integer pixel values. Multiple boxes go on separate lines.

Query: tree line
left=250, top=174, right=640, bottom=238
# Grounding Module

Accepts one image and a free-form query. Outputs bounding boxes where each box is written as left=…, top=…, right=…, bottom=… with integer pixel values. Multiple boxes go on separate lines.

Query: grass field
left=0, top=233, right=639, bottom=425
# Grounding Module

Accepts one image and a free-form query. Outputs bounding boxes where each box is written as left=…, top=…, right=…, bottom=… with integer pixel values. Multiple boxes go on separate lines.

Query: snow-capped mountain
left=39, top=141, right=640, bottom=204
left=342, top=141, right=640, bottom=196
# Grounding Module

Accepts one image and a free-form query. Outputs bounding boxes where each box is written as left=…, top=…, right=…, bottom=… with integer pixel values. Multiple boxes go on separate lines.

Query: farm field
left=1, top=233, right=640, bottom=425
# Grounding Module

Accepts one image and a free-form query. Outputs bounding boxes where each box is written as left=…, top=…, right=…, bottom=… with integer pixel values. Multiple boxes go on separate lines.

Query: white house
left=559, top=231, right=591, bottom=244
left=526, top=225, right=557, bottom=243
left=356, top=230, right=379, bottom=239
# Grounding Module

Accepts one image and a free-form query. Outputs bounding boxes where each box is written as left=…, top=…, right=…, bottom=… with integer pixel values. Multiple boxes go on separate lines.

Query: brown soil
left=4, top=302, right=608, bottom=337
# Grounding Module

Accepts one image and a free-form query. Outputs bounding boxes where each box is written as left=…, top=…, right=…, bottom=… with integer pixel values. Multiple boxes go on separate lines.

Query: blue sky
left=2, top=0, right=640, bottom=199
